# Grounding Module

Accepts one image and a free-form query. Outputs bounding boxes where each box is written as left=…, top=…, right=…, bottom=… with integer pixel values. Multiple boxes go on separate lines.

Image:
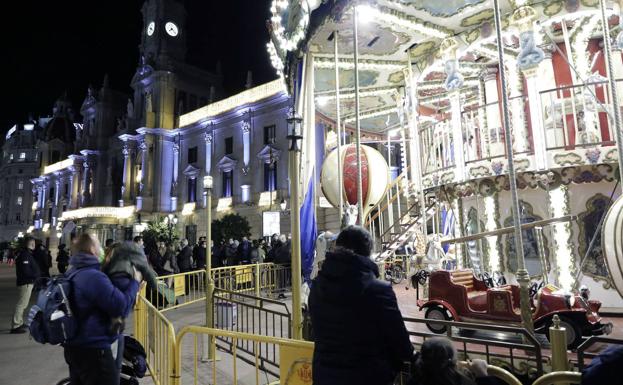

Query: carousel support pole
left=600, top=0, right=623, bottom=177
left=334, top=30, right=345, bottom=218
left=353, top=2, right=364, bottom=225
left=493, top=0, right=534, bottom=334
left=386, top=132, right=394, bottom=228
left=407, top=53, right=428, bottom=237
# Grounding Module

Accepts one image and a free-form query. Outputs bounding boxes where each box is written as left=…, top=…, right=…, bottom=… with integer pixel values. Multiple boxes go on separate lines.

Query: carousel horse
left=423, top=233, right=446, bottom=271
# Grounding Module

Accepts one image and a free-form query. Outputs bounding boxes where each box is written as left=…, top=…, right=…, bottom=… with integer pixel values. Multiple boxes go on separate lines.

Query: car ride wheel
left=546, top=316, right=582, bottom=349
left=425, top=306, right=451, bottom=333
left=391, top=265, right=404, bottom=285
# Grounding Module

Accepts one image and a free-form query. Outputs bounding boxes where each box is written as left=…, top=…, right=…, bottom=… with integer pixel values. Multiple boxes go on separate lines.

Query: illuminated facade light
left=484, top=195, right=500, bottom=273
left=179, top=79, right=287, bottom=127
left=181, top=202, right=196, bottom=216
left=216, top=197, right=233, bottom=212
left=44, top=158, right=74, bottom=175
left=549, top=186, right=574, bottom=291
left=59, top=206, right=136, bottom=221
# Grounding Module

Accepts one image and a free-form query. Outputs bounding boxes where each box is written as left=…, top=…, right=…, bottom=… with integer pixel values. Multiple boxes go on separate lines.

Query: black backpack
left=27, top=270, right=80, bottom=345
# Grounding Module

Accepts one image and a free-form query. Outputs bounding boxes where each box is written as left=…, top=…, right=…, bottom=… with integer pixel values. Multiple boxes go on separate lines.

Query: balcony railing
left=540, top=79, right=618, bottom=150
left=419, top=119, right=455, bottom=176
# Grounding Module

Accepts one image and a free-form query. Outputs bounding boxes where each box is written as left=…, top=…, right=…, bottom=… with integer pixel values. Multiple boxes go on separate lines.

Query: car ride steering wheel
left=529, top=282, right=538, bottom=298
left=414, top=269, right=429, bottom=285
left=479, top=272, right=493, bottom=288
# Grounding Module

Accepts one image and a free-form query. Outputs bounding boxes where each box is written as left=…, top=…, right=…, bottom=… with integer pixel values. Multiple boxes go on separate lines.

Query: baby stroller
left=55, top=335, right=147, bottom=385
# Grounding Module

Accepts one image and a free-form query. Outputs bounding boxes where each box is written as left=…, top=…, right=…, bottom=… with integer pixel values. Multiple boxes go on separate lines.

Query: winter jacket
left=56, top=249, right=69, bottom=266
left=309, top=248, right=414, bottom=385
left=238, top=240, right=251, bottom=262
left=65, top=253, right=139, bottom=349
left=34, top=246, right=50, bottom=277
left=274, top=241, right=292, bottom=265
left=582, top=345, right=623, bottom=385
left=176, top=246, right=193, bottom=272
left=195, top=246, right=206, bottom=269
left=102, top=242, right=158, bottom=290
left=15, top=248, right=40, bottom=286
left=224, top=244, right=238, bottom=266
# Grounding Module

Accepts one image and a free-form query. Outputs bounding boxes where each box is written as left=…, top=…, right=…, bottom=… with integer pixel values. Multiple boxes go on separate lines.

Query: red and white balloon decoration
left=321, top=144, right=390, bottom=219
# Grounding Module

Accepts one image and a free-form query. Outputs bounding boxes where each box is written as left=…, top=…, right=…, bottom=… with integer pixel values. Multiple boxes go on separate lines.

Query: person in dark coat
left=408, top=337, right=500, bottom=385
left=56, top=244, right=69, bottom=274
left=211, top=241, right=222, bottom=268
left=581, top=345, right=623, bottom=385
left=34, top=242, right=50, bottom=278
left=63, top=233, right=140, bottom=385
left=11, top=237, right=40, bottom=333
left=176, top=239, right=192, bottom=273
left=238, top=237, right=251, bottom=264
left=274, top=235, right=291, bottom=265
left=195, top=240, right=207, bottom=269
left=224, top=239, right=238, bottom=266
left=309, top=226, right=414, bottom=385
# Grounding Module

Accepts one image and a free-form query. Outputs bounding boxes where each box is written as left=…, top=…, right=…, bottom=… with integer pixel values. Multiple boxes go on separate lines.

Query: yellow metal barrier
left=484, top=363, right=523, bottom=385
left=134, top=292, right=177, bottom=385
left=173, top=325, right=314, bottom=385
left=132, top=290, right=531, bottom=385
left=532, top=371, right=582, bottom=385
left=154, top=270, right=207, bottom=312
left=153, top=264, right=291, bottom=311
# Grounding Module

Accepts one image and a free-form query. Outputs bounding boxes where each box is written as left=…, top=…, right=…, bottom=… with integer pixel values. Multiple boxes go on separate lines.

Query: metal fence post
left=550, top=315, right=569, bottom=385
left=255, top=263, right=261, bottom=305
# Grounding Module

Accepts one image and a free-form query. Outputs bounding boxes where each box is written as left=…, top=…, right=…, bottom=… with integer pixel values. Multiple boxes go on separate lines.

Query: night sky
left=0, top=0, right=276, bottom=136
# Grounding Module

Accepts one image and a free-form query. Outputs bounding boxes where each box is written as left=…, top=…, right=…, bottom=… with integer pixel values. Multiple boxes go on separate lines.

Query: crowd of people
left=139, top=233, right=293, bottom=277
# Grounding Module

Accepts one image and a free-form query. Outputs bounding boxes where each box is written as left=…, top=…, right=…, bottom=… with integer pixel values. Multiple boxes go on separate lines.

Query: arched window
left=504, top=201, right=548, bottom=276
left=578, top=194, right=612, bottom=283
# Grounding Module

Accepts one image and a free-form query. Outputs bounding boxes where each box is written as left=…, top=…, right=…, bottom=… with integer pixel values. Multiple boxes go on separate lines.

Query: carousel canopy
left=267, top=0, right=617, bottom=133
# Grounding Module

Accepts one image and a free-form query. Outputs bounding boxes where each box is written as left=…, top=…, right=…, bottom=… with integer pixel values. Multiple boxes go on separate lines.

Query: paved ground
left=2, top=261, right=623, bottom=385
left=0, top=263, right=69, bottom=385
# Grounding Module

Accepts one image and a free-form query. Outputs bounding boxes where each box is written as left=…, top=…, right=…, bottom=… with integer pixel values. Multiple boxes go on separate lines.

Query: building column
left=449, top=91, right=465, bottom=179
left=171, top=140, right=180, bottom=211
left=512, top=3, right=546, bottom=168
left=242, top=114, right=251, bottom=176
left=524, top=68, right=548, bottom=169
left=482, top=68, right=504, bottom=158
left=121, top=143, right=132, bottom=205
left=139, top=140, right=149, bottom=196
left=82, top=160, right=92, bottom=206
left=440, top=37, right=465, bottom=179
left=204, top=131, right=212, bottom=175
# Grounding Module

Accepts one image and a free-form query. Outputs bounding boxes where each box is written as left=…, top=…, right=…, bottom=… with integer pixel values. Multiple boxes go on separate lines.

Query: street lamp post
left=287, top=113, right=303, bottom=340
left=164, top=213, right=178, bottom=244
left=202, top=175, right=215, bottom=359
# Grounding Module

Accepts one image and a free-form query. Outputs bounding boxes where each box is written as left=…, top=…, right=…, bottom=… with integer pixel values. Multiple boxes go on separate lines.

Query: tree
left=211, top=213, right=251, bottom=245
left=142, top=217, right=180, bottom=250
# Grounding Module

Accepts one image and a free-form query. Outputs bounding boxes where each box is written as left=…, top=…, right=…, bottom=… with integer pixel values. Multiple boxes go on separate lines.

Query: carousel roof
left=267, top=0, right=613, bottom=133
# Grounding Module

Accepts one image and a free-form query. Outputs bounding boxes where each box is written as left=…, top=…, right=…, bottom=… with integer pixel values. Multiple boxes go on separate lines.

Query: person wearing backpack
left=63, top=233, right=141, bottom=385
left=11, top=236, right=40, bottom=334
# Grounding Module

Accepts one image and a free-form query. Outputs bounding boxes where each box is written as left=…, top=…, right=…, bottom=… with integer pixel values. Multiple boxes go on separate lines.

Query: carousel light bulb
left=356, top=4, right=376, bottom=24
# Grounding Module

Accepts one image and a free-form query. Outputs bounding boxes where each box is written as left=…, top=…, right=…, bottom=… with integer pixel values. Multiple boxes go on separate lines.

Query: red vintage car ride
left=417, top=269, right=612, bottom=348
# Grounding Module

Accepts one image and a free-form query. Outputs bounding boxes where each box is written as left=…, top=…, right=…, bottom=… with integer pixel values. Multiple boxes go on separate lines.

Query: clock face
left=147, top=21, right=155, bottom=36
left=165, top=22, right=179, bottom=37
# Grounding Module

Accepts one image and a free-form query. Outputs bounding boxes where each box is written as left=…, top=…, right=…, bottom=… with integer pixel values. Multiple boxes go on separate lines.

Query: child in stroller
left=55, top=335, right=147, bottom=385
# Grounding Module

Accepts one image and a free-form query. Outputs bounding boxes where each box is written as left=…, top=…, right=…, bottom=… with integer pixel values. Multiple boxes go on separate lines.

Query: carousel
left=269, top=0, right=623, bottom=351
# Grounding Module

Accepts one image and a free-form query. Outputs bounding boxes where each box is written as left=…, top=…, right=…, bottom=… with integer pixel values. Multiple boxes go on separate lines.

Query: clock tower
left=128, top=0, right=222, bottom=213
left=140, top=0, right=187, bottom=67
